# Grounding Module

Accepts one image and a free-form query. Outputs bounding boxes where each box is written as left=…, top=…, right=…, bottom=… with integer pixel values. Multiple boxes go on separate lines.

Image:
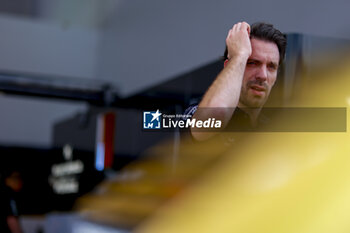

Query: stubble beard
left=239, top=83, right=269, bottom=109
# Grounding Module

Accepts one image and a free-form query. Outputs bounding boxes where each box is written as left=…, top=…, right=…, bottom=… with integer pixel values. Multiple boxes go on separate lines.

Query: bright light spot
left=95, top=142, right=105, bottom=171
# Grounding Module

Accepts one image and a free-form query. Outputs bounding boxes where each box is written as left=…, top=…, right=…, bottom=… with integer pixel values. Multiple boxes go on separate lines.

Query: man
left=0, top=169, right=23, bottom=233
left=188, top=22, right=286, bottom=140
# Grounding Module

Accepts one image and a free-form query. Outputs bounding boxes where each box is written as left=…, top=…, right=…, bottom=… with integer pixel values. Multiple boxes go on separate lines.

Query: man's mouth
left=248, top=84, right=267, bottom=97
left=250, top=85, right=266, bottom=92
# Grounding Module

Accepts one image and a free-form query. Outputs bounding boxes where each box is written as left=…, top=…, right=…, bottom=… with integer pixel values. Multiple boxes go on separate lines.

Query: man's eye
left=268, top=65, right=277, bottom=70
left=247, top=61, right=256, bottom=65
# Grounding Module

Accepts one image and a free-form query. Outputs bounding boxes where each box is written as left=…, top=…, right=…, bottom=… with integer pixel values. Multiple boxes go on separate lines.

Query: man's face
left=239, top=38, right=280, bottom=108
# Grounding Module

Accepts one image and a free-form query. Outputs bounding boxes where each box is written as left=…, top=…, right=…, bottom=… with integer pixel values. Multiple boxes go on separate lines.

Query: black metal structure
left=0, top=71, right=115, bottom=105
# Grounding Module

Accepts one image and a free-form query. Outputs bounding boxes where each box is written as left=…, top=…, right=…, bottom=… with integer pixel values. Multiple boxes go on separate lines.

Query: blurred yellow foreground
left=78, top=56, right=350, bottom=233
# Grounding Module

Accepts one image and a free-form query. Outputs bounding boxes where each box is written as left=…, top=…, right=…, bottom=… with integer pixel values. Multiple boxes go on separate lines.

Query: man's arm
left=191, top=22, right=252, bottom=141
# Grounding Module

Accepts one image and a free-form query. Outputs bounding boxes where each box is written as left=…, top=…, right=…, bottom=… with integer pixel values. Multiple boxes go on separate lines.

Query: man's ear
left=224, top=59, right=229, bottom=67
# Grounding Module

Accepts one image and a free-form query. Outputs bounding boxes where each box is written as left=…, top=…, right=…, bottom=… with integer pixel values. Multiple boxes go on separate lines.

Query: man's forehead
left=250, top=38, right=279, bottom=64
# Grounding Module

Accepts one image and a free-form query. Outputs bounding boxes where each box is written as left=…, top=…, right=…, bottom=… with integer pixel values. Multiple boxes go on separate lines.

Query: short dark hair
left=223, top=22, right=287, bottom=65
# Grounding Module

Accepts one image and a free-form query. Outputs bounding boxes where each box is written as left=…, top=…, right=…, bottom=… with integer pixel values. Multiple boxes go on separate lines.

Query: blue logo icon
left=143, top=110, right=162, bottom=129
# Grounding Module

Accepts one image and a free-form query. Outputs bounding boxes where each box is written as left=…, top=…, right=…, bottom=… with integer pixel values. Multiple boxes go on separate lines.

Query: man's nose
left=256, top=65, right=267, bottom=81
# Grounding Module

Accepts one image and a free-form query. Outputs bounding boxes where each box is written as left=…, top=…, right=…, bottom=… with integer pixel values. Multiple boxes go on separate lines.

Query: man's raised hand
left=226, top=22, right=252, bottom=61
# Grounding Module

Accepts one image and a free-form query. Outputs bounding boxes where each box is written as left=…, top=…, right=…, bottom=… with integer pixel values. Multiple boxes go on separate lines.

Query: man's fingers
left=232, top=22, right=242, bottom=32
left=226, top=22, right=252, bottom=60
left=226, top=29, right=232, bottom=40
left=236, top=22, right=242, bottom=31
left=231, top=22, right=250, bottom=34
left=241, top=21, right=251, bottom=35
left=232, top=23, right=238, bottom=32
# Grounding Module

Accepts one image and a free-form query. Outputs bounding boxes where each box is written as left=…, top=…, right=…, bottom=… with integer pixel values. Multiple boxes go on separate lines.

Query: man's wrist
left=227, top=53, right=249, bottom=66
